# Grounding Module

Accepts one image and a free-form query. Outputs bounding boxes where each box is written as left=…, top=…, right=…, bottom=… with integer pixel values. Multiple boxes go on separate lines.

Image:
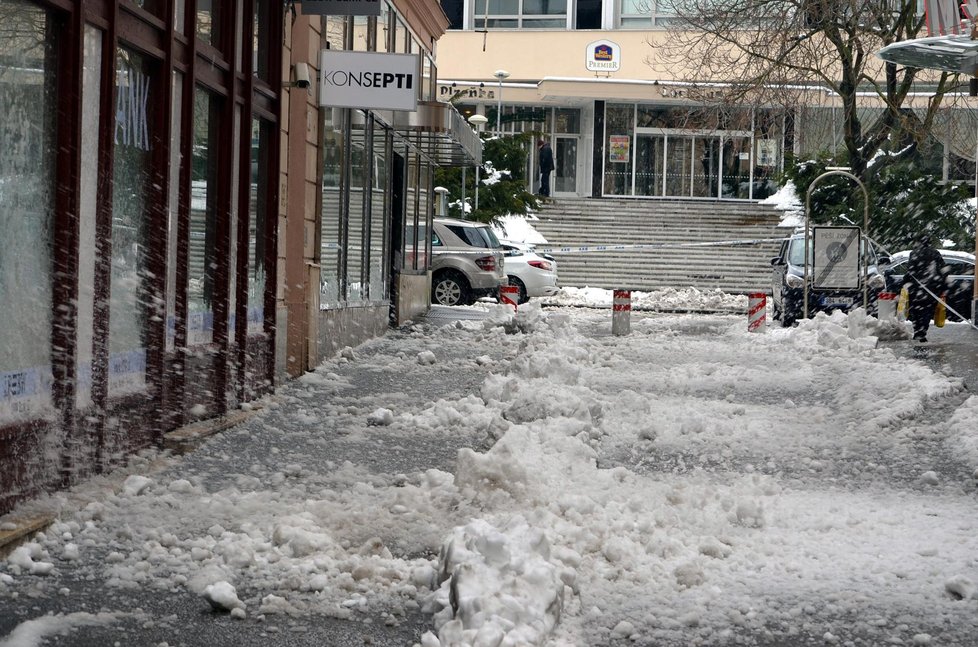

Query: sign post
left=803, top=170, right=870, bottom=320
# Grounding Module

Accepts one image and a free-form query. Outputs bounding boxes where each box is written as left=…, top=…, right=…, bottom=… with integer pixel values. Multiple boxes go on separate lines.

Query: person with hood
left=903, top=231, right=949, bottom=342
left=537, top=138, right=554, bottom=197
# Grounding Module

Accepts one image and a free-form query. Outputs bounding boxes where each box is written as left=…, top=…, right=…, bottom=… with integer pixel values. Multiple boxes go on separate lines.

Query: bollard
left=612, top=290, right=631, bottom=336
left=499, top=284, right=519, bottom=313
left=877, top=291, right=897, bottom=321
left=747, top=293, right=766, bottom=332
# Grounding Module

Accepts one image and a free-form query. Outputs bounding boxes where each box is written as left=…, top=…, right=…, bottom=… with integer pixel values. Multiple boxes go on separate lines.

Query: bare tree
left=654, top=0, right=969, bottom=178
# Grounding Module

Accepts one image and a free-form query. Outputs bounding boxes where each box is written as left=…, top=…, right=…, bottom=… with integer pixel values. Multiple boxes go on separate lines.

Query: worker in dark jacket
left=903, top=232, right=949, bottom=342
left=537, top=138, right=554, bottom=197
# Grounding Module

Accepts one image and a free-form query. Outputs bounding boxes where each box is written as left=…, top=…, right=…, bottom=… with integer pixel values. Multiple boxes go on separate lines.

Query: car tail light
left=475, top=255, right=496, bottom=271
left=528, top=260, right=553, bottom=271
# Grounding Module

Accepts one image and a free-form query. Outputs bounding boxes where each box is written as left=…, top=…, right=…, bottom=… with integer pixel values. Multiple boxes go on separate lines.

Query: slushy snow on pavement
left=3, top=292, right=978, bottom=647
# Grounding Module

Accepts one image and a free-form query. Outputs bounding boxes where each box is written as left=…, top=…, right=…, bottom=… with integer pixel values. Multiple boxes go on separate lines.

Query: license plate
left=821, top=296, right=854, bottom=307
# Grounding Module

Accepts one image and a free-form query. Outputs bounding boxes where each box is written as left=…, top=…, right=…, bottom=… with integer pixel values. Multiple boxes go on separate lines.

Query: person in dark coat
left=537, top=138, right=554, bottom=197
left=903, top=232, right=949, bottom=342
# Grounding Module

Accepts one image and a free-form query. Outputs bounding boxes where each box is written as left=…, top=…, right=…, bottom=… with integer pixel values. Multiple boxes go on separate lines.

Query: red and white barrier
left=747, top=293, right=766, bottom=332
left=612, top=290, right=631, bottom=336
left=499, top=285, right=519, bottom=312
left=877, top=291, right=897, bottom=320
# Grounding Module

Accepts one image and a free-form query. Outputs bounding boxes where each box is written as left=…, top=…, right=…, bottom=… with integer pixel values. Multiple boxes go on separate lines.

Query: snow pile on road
left=545, top=286, right=746, bottom=312
left=3, top=301, right=977, bottom=647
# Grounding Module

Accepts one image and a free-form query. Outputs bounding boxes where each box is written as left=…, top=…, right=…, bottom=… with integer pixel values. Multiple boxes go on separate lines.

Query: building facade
left=0, top=0, right=477, bottom=514
left=436, top=0, right=978, bottom=201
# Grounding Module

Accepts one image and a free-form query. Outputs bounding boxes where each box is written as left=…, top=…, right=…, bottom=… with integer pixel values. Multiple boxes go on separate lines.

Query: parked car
left=883, top=249, right=975, bottom=322
left=500, top=242, right=559, bottom=304
left=430, top=218, right=506, bottom=306
left=770, top=233, right=887, bottom=327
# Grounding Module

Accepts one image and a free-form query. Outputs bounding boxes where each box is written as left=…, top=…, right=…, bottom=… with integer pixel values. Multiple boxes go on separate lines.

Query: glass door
left=692, top=136, right=720, bottom=198
left=665, top=136, right=693, bottom=196
left=553, top=135, right=578, bottom=194
left=634, top=133, right=663, bottom=196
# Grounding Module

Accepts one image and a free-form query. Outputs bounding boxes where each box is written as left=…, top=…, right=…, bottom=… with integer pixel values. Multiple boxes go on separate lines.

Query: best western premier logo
left=586, top=39, right=621, bottom=72
left=319, top=50, right=419, bottom=111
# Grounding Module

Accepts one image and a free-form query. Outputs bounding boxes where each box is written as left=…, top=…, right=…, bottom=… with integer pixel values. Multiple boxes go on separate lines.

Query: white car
left=501, top=242, right=559, bottom=304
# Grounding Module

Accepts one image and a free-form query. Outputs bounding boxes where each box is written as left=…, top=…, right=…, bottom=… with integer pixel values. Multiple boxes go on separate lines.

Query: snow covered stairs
left=530, top=198, right=790, bottom=295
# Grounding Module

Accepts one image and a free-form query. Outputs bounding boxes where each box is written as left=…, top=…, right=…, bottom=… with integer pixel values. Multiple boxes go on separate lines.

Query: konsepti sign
left=319, top=50, right=419, bottom=112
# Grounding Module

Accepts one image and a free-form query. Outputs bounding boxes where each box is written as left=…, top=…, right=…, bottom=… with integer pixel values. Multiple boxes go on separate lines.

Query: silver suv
left=431, top=218, right=506, bottom=306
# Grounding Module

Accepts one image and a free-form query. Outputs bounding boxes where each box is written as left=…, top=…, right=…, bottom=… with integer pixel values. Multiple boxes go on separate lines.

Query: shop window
left=196, top=0, right=221, bottom=50
left=109, top=48, right=156, bottom=396
left=417, top=163, right=431, bottom=269
left=369, top=130, right=388, bottom=299
left=395, top=17, right=410, bottom=53
left=321, top=109, right=343, bottom=304
left=248, top=118, right=270, bottom=332
left=404, top=152, right=419, bottom=269
left=0, top=0, right=57, bottom=423
left=77, top=25, right=103, bottom=409
left=348, top=122, right=368, bottom=301
left=188, top=88, right=220, bottom=345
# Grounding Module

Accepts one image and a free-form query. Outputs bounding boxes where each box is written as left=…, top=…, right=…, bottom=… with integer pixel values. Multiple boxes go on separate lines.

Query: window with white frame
left=474, top=0, right=568, bottom=28
left=619, top=0, right=680, bottom=27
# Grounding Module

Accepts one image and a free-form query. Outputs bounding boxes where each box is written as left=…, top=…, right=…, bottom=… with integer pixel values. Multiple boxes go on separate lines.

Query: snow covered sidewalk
left=3, top=300, right=978, bottom=647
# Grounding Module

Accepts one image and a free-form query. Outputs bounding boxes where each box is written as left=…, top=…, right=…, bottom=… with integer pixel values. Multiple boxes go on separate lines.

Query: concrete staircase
left=528, top=197, right=792, bottom=295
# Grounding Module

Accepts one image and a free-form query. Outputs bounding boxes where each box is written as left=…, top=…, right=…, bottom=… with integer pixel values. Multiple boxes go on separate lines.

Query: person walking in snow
left=537, top=138, right=554, bottom=198
left=903, top=231, right=949, bottom=342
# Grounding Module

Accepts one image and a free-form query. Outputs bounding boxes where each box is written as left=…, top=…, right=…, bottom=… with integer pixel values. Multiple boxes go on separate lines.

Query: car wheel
left=508, top=276, right=529, bottom=304
left=432, top=271, right=471, bottom=306
left=781, top=293, right=797, bottom=327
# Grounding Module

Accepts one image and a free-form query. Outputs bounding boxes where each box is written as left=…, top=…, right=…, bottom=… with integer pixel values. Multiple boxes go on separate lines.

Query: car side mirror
left=878, top=256, right=890, bottom=266
left=770, top=257, right=783, bottom=266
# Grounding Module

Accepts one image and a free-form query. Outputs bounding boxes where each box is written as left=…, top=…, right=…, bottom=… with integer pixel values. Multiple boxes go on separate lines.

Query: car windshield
left=786, top=237, right=876, bottom=266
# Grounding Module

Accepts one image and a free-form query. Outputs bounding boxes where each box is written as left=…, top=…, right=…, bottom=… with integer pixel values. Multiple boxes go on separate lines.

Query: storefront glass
left=77, top=25, right=102, bottom=410
left=248, top=118, right=269, bottom=333
left=188, top=88, right=220, bottom=345
left=348, top=121, right=367, bottom=302
left=604, top=104, right=635, bottom=195
left=108, top=47, right=154, bottom=396
left=0, top=0, right=56, bottom=423
left=321, top=108, right=343, bottom=304
left=370, top=128, right=388, bottom=299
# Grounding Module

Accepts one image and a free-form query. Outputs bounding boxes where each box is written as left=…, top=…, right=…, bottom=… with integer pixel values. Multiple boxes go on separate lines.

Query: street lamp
left=467, top=114, right=488, bottom=214
left=493, top=69, right=510, bottom=134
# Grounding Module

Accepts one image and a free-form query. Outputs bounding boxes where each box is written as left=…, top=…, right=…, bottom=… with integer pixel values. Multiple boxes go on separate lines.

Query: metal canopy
left=877, top=35, right=978, bottom=75
left=391, top=101, right=483, bottom=167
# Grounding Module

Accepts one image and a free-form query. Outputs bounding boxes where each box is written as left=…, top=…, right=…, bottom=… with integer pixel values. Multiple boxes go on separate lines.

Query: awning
left=391, top=101, right=482, bottom=166
left=877, top=35, right=978, bottom=75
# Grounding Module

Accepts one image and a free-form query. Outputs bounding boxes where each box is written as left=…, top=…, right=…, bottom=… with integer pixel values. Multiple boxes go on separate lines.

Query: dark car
left=883, top=249, right=975, bottom=322
left=770, top=233, right=888, bottom=327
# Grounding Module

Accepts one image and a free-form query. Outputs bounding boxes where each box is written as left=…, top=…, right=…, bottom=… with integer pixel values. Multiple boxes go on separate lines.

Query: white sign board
left=319, top=50, right=418, bottom=112
left=812, top=226, right=861, bottom=289
left=301, top=0, right=380, bottom=16
left=586, top=40, right=621, bottom=72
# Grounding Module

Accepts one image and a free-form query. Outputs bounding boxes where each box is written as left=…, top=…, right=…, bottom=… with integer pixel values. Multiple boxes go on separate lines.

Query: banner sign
left=301, top=0, right=381, bottom=16
left=813, top=226, right=861, bottom=289
left=319, top=50, right=419, bottom=111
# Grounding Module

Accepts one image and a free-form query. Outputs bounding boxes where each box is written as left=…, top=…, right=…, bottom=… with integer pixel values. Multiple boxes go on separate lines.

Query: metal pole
left=496, top=81, right=503, bottom=134
left=804, top=169, right=870, bottom=320
left=461, top=167, right=466, bottom=217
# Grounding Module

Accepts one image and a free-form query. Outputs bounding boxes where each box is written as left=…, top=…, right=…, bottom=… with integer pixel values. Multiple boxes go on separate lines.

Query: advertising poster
left=609, top=135, right=630, bottom=162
